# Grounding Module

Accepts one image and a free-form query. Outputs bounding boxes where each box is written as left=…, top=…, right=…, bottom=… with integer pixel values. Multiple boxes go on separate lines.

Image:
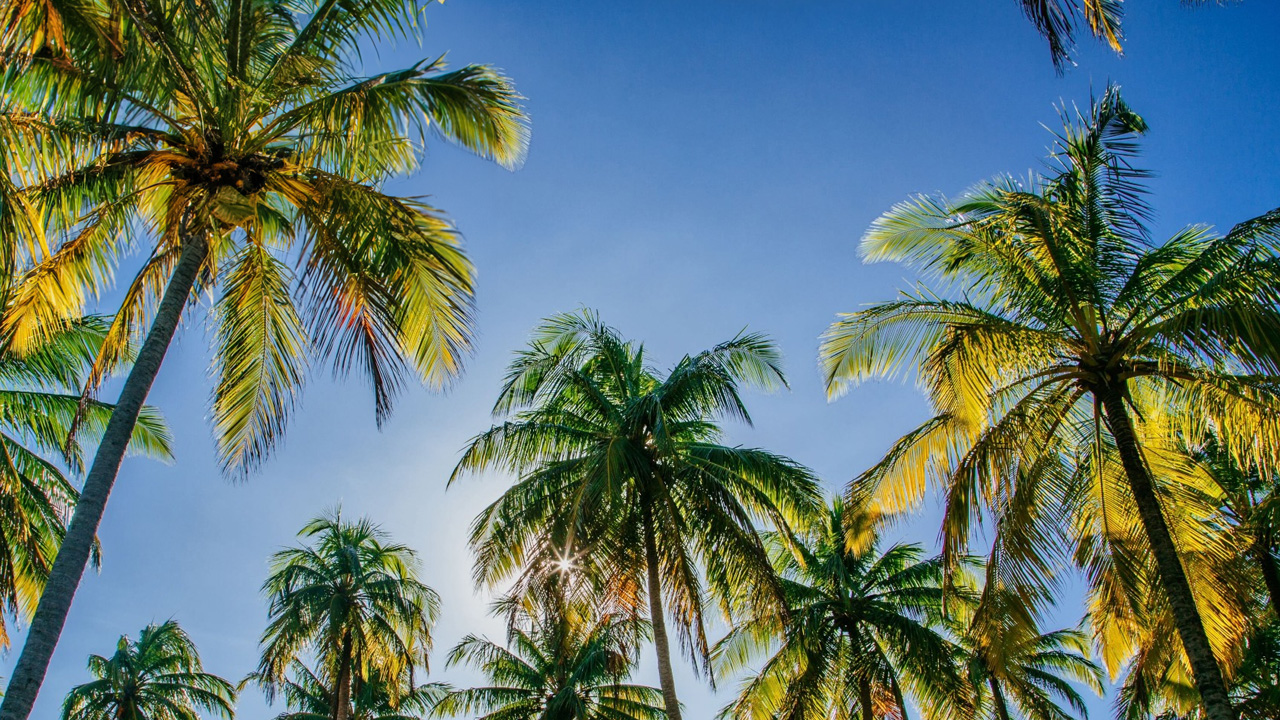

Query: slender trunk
left=988, top=676, right=1012, bottom=720
left=642, top=498, right=682, bottom=720
left=1253, top=527, right=1280, bottom=618
left=0, top=231, right=209, bottom=720
left=333, top=631, right=354, bottom=720
left=1098, top=384, right=1238, bottom=720
left=888, top=671, right=909, bottom=720
left=858, top=675, right=873, bottom=720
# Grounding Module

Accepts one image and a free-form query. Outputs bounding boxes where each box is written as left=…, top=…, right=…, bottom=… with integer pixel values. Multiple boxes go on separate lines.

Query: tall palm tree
left=819, top=86, right=1280, bottom=720
left=60, top=620, right=236, bottom=720
left=714, top=498, right=969, bottom=720
left=452, top=310, right=822, bottom=720
left=435, top=594, right=665, bottom=720
left=0, top=312, right=169, bottom=648
left=258, top=511, right=440, bottom=720
left=0, top=0, right=526, bottom=713
left=269, top=660, right=445, bottom=720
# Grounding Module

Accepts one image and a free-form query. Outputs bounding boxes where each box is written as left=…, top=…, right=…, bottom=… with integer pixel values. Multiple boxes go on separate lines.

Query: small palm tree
left=453, top=310, right=823, bottom=720
left=958, top=624, right=1101, bottom=720
left=0, top=313, right=169, bottom=647
left=0, top=0, right=526, bottom=713
left=60, top=620, right=235, bottom=720
left=819, top=87, right=1280, bottom=720
left=435, top=594, right=665, bottom=720
left=270, top=660, right=445, bottom=720
left=258, top=511, right=440, bottom=720
left=952, top=582, right=1103, bottom=720
left=715, top=498, right=969, bottom=720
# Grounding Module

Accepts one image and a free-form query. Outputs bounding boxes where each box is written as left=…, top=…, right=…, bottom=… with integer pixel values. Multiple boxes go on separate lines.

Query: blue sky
left=6, top=1, right=1280, bottom=718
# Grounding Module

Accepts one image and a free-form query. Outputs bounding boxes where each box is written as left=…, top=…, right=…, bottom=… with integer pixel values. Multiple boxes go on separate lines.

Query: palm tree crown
left=60, top=620, right=236, bottom=720
left=0, top=1, right=525, bottom=714
left=436, top=593, right=665, bottom=720
left=259, top=511, right=440, bottom=720
left=5, top=0, right=528, bottom=471
left=715, top=498, right=969, bottom=720
left=819, top=87, right=1280, bottom=720
left=452, top=310, right=822, bottom=720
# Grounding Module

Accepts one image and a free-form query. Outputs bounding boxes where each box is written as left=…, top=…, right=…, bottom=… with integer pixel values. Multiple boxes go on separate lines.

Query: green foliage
left=0, top=312, right=170, bottom=647
left=714, top=498, right=970, bottom=720
left=454, top=309, right=822, bottom=678
left=820, top=86, right=1280, bottom=714
left=0, top=0, right=529, bottom=476
left=951, top=576, right=1104, bottom=720
left=271, top=660, right=446, bottom=720
left=435, top=592, right=665, bottom=720
left=257, top=509, right=440, bottom=713
left=1014, top=0, right=1123, bottom=70
left=60, top=620, right=236, bottom=720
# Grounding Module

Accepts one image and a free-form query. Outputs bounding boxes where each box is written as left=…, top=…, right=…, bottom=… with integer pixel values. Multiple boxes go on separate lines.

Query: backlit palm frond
left=211, top=241, right=309, bottom=476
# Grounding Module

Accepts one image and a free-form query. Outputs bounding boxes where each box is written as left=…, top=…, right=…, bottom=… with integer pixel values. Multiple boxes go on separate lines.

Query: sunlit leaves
left=821, top=87, right=1280, bottom=707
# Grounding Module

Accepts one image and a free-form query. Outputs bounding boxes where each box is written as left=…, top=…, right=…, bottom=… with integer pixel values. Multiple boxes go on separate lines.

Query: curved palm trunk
left=0, top=232, right=210, bottom=720
left=1098, top=385, right=1237, bottom=720
left=987, top=676, right=1012, bottom=720
left=642, top=499, right=682, bottom=720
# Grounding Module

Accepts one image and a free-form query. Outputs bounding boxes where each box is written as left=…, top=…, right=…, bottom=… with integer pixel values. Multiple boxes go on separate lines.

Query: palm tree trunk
left=1098, top=385, right=1238, bottom=720
left=333, top=631, right=354, bottom=720
left=1253, top=528, right=1280, bottom=618
left=888, top=673, right=909, bottom=720
left=0, top=231, right=210, bottom=720
left=642, top=498, right=682, bottom=720
left=988, top=676, right=1012, bottom=720
left=858, top=675, right=873, bottom=720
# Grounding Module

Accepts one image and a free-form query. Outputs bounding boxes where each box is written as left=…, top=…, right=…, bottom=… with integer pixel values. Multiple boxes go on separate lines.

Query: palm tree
left=951, top=580, right=1103, bottom=720
left=60, top=620, right=236, bottom=720
left=714, top=498, right=969, bottom=720
left=819, top=86, right=1280, bottom=720
left=269, top=660, right=445, bottom=720
left=956, top=624, right=1101, bottom=720
left=0, top=0, right=527, bottom=713
left=258, top=511, right=440, bottom=720
left=435, top=594, right=665, bottom=720
left=452, top=310, right=822, bottom=720
left=0, top=313, right=169, bottom=648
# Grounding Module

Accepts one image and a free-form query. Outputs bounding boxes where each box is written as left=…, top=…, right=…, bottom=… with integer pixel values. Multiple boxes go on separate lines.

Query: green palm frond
left=61, top=620, right=236, bottom=720
left=823, top=87, right=1276, bottom=719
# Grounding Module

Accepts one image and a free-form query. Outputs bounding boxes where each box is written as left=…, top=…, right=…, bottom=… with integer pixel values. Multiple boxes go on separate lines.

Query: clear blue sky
left=6, top=1, right=1279, bottom=718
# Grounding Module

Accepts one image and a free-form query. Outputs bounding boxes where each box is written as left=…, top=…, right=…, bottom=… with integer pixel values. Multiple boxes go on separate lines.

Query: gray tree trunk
left=1098, top=384, right=1238, bottom=720
left=642, top=500, right=683, bottom=720
left=0, top=231, right=210, bottom=720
